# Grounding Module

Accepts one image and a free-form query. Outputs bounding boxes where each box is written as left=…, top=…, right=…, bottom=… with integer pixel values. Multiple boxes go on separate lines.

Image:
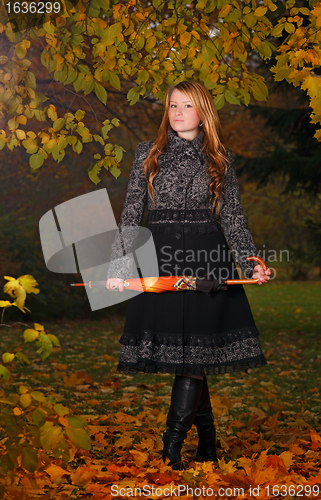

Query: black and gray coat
left=108, top=128, right=258, bottom=280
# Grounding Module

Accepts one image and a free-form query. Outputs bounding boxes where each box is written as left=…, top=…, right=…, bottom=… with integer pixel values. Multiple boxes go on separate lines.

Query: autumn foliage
left=0, top=0, right=320, bottom=185
left=0, top=277, right=321, bottom=499
left=0, top=276, right=92, bottom=499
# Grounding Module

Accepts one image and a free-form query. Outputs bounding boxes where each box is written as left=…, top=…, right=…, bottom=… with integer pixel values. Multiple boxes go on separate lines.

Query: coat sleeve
left=107, top=141, right=150, bottom=279
left=219, top=149, right=259, bottom=277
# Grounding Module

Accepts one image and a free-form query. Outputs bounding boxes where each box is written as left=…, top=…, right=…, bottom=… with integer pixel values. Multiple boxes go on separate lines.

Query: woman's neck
left=176, top=130, right=200, bottom=142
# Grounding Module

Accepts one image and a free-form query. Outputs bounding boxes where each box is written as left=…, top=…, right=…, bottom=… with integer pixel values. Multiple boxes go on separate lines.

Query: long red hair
left=143, top=81, right=228, bottom=215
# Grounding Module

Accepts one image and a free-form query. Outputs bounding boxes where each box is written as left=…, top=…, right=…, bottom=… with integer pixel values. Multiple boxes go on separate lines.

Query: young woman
left=106, top=81, right=271, bottom=470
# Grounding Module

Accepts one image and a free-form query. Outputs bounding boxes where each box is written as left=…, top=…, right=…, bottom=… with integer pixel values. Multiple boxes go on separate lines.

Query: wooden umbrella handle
left=224, top=256, right=267, bottom=285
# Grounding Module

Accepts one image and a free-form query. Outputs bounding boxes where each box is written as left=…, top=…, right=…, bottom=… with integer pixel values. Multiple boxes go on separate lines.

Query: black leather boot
left=162, top=375, right=203, bottom=470
left=194, top=376, right=217, bottom=462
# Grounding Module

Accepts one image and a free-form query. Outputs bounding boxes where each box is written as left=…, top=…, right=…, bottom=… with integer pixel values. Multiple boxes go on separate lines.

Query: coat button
left=175, top=233, right=181, bottom=239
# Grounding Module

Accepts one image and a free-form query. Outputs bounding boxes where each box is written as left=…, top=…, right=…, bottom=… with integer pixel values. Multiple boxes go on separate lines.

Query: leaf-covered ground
left=1, top=281, right=321, bottom=499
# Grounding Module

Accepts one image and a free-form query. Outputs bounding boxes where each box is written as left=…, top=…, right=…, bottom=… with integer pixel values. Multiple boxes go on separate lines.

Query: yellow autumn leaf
left=305, top=49, right=321, bottom=66
left=54, top=53, right=64, bottom=69
left=255, top=5, right=268, bottom=17
left=34, top=323, right=44, bottom=331
left=2, top=352, right=15, bottom=363
left=279, top=451, right=294, bottom=469
left=15, top=129, right=26, bottom=140
left=13, top=407, right=22, bottom=416
left=18, top=275, right=40, bottom=294
left=217, top=458, right=238, bottom=472
left=3, top=275, right=38, bottom=312
left=70, top=465, right=95, bottom=485
left=128, top=449, right=149, bottom=466
left=315, top=129, right=321, bottom=141
left=24, top=329, right=39, bottom=342
left=4, top=279, right=26, bottom=311
left=45, top=464, right=69, bottom=481
left=311, top=4, right=321, bottom=26
left=20, top=393, right=32, bottom=408
left=219, top=4, right=232, bottom=17
left=180, top=32, right=191, bottom=45
left=0, top=300, right=14, bottom=308
left=114, top=434, right=133, bottom=448
left=156, top=410, right=167, bottom=424
left=19, top=385, right=29, bottom=394
left=301, top=75, right=321, bottom=98
left=3, top=277, right=22, bottom=297
left=138, top=438, right=154, bottom=450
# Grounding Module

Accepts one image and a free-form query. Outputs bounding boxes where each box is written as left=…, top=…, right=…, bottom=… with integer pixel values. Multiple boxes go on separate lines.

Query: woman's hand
left=252, top=264, right=271, bottom=285
left=106, top=278, right=125, bottom=292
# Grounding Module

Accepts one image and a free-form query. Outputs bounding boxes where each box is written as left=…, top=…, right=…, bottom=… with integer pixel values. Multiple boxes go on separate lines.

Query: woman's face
left=168, top=89, right=201, bottom=141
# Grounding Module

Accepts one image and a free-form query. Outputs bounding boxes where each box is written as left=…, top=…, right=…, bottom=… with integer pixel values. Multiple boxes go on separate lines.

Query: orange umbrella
left=71, top=256, right=268, bottom=295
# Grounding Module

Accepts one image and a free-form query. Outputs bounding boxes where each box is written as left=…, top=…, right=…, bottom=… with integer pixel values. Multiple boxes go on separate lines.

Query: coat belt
left=147, top=208, right=217, bottom=223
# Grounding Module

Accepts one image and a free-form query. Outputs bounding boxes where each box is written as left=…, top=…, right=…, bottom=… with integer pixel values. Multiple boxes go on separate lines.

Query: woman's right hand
left=106, top=278, right=125, bottom=292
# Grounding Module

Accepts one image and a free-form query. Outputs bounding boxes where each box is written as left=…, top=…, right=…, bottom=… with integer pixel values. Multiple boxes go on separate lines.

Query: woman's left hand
left=252, top=264, right=271, bottom=285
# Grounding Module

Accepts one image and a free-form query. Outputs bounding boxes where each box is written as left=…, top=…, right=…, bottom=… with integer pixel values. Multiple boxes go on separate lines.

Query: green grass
left=1, top=281, right=320, bottom=427
left=214, top=281, right=321, bottom=422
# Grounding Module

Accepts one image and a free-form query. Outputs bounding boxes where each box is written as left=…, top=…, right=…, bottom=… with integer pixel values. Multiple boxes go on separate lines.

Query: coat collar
left=167, top=125, right=204, bottom=152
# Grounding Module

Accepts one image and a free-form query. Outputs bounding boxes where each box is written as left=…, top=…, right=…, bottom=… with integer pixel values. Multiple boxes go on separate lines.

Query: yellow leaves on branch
left=301, top=75, right=321, bottom=140
left=271, top=0, right=321, bottom=141
left=0, top=0, right=320, bottom=185
left=301, top=74, right=321, bottom=99
left=311, top=2, right=321, bottom=27
left=2, top=275, right=39, bottom=312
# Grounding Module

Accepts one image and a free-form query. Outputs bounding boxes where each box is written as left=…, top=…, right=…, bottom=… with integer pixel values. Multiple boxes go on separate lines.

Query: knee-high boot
left=194, top=375, right=217, bottom=462
left=162, top=375, right=203, bottom=470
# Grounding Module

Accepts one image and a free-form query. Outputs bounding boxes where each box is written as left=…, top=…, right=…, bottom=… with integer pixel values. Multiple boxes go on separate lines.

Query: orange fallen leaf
left=93, top=432, right=108, bottom=445
left=267, top=413, right=279, bottom=429
left=265, top=454, right=289, bottom=474
left=289, top=443, right=306, bottom=455
left=217, top=458, right=238, bottom=473
left=45, top=464, right=69, bottom=481
left=137, top=438, right=154, bottom=451
left=310, top=430, right=321, bottom=449
left=54, top=363, right=68, bottom=371
left=145, top=472, right=174, bottom=485
left=58, top=416, right=69, bottom=427
left=107, top=464, right=132, bottom=473
left=70, top=465, right=96, bottom=485
left=128, top=450, right=149, bottom=466
left=279, top=451, right=294, bottom=469
left=219, top=472, right=254, bottom=490
left=87, top=399, right=101, bottom=406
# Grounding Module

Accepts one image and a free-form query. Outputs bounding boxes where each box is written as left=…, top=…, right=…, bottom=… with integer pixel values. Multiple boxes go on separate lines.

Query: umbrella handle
left=224, top=256, right=268, bottom=285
